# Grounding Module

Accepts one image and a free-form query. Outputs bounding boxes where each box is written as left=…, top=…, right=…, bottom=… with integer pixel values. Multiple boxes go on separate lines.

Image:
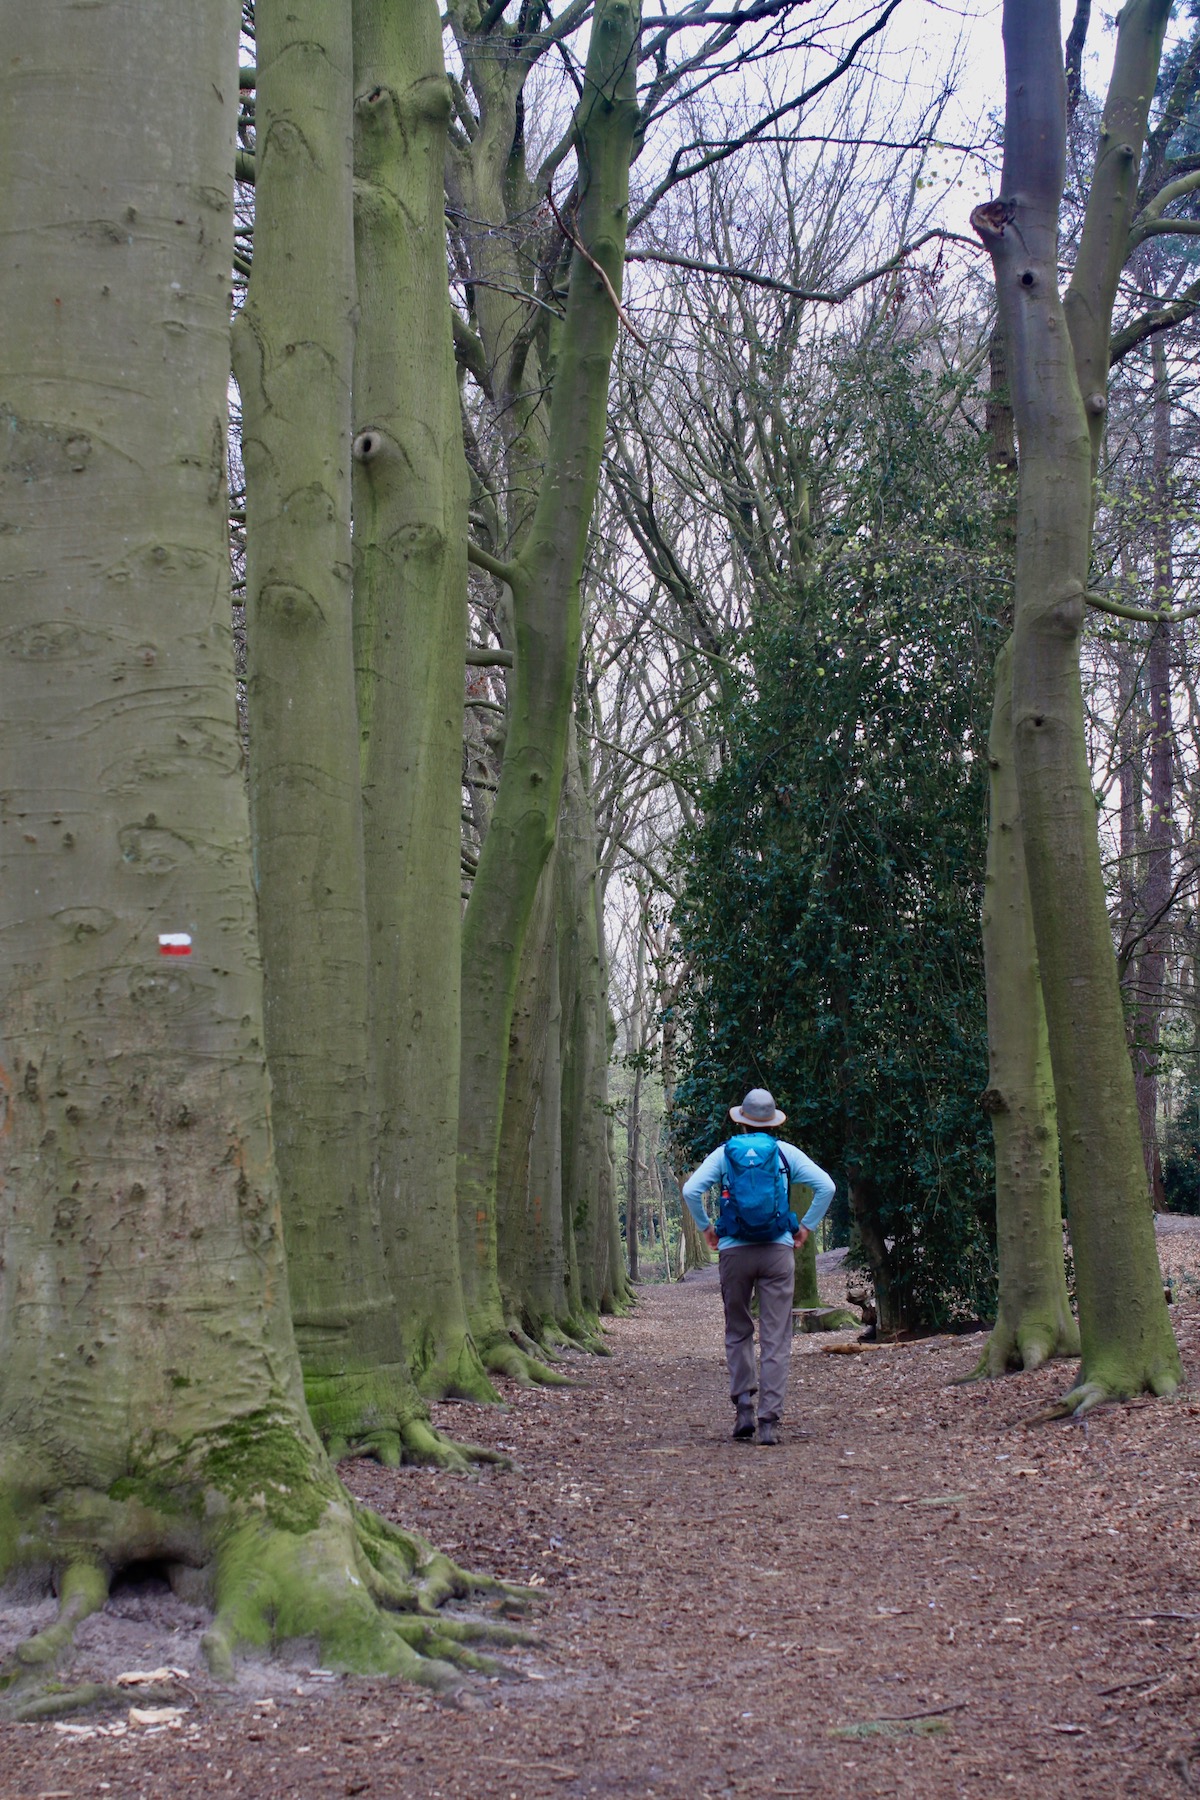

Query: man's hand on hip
left=794, top=1226, right=811, bottom=1250
left=703, top=1225, right=719, bottom=1252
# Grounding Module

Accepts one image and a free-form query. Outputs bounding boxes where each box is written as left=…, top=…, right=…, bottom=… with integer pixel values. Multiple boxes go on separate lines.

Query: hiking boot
left=733, top=1401, right=756, bottom=1440
left=757, top=1420, right=780, bottom=1446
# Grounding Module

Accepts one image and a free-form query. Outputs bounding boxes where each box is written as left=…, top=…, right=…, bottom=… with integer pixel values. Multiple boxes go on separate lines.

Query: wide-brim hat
left=729, top=1087, right=786, bottom=1128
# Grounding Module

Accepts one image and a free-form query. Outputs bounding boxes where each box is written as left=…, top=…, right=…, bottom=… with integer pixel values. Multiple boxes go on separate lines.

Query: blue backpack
left=716, top=1133, right=800, bottom=1242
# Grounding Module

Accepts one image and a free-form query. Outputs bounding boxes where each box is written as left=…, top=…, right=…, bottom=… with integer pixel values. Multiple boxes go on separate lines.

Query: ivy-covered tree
left=673, top=343, right=1003, bottom=1331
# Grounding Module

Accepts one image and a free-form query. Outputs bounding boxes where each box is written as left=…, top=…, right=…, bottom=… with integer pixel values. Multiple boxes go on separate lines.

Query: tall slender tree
left=453, top=0, right=642, bottom=1375
left=234, top=0, right=439, bottom=1462
left=973, top=0, right=1181, bottom=1407
left=351, top=0, right=485, bottom=1403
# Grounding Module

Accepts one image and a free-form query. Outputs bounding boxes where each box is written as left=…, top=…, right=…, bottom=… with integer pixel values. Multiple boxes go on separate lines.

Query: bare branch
left=626, top=228, right=979, bottom=304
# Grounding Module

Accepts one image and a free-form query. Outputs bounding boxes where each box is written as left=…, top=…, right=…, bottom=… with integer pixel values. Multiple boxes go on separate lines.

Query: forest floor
left=3, top=1221, right=1200, bottom=1799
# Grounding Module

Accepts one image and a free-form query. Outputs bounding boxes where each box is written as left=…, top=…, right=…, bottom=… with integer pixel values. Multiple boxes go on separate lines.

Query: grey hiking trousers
left=718, top=1242, right=795, bottom=1423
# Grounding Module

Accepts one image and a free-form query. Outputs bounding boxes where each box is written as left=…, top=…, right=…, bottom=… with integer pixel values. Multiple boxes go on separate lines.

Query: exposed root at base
left=8, top=1679, right=181, bottom=1724
left=413, top=1335, right=505, bottom=1407
left=965, top=1312, right=1080, bottom=1382
left=0, top=1439, right=536, bottom=1714
left=397, top=1420, right=510, bottom=1474
left=483, top=1337, right=571, bottom=1387
left=510, top=1324, right=562, bottom=1363
left=0, top=1563, right=111, bottom=1716
left=198, top=1493, right=535, bottom=1692
left=328, top=1421, right=508, bottom=1473
left=544, top=1315, right=610, bottom=1356
left=1022, top=1364, right=1183, bottom=1424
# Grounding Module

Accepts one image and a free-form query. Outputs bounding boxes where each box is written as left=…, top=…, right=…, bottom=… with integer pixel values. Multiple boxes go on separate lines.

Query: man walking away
left=682, top=1088, right=835, bottom=1445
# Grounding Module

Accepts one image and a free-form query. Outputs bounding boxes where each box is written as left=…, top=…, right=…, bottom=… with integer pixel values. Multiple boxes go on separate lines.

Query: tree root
left=306, top=1361, right=509, bottom=1470
left=0, top=1562, right=110, bottom=1715
left=0, top=1427, right=536, bottom=1709
left=8, top=1679, right=181, bottom=1724
left=400, top=1420, right=510, bottom=1471
left=965, top=1310, right=1080, bottom=1381
left=1021, top=1362, right=1182, bottom=1423
left=509, top=1323, right=562, bottom=1363
left=199, top=1493, right=533, bottom=1690
left=482, top=1336, right=571, bottom=1387
left=545, top=1315, right=610, bottom=1356
left=411, top=1329, right=504, bottom=1406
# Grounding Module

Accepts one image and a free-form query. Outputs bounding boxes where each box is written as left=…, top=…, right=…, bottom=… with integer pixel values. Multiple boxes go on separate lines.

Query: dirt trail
left=3, top=1250, right=1200, bottom=1799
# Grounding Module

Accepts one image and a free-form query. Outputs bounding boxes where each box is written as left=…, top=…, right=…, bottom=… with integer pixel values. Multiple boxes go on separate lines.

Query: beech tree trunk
left=351, top=0, right=483, bottom=1400
left=455, top=0, right=640, bottom=1370
left=978, top=641, right=1078, bottom=1373
left=976, top=0, right=1180, bottom=1406
left=495, top=856, right=569, bottom=1345
left=559, top=723, right=626, bottom=1323
left=525, top=927, right=572, bottom=1338
left=1131, top=338, right=1173, bottom=1204
left=0, top=0, right=490, bottom=1691
left=233, top=0, right=430, bottom=1463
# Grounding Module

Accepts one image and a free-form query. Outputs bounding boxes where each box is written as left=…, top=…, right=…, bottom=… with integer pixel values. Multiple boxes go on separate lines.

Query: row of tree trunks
left=237, top=0, right=632, bottom=1414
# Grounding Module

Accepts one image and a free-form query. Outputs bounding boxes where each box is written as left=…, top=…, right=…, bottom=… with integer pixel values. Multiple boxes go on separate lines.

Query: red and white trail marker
left=158, top=933, right=193, bottom=957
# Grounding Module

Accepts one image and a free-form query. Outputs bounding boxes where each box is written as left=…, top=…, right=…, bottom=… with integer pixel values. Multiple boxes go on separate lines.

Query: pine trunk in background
left=977, top=640, right=1078, bottom=1373
left=234, top=0, right=427, bottom=1462
left=977, top=0, right=1179, bottom=1406
left=0, top=0, right=485, bottom=1689
left=351, top=0, right=484, bottom=1401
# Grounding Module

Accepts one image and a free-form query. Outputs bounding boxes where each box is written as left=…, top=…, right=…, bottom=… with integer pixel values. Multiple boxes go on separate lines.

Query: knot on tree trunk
left=970, top=198, right=1017, bottom=243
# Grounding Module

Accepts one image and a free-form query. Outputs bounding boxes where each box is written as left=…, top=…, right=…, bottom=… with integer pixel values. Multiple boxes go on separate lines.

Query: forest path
left=4, top=1256, right=1200, bottom=1798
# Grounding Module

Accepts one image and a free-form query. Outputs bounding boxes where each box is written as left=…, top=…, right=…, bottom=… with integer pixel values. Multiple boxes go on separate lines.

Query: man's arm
left=682, top=1146, right=727, bottom=1249
left=780, top=1142, right=835, bottom=1244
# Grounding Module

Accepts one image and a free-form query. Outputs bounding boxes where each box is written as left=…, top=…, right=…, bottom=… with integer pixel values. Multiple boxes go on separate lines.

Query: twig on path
left=480, top=1756, right=579, bottom=1780
left=866, top=1700, right=969, bottom=1723
left=1019, top=1400, right=1075, bottom=1426
left=1097, top=1671, right=1171, bottom=1697
left=1133, top=1611, right=1200, bottom=1621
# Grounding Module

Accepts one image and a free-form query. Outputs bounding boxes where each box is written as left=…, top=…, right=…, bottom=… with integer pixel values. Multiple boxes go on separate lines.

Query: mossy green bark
left=0, top=0, right=506, bottom=1696
left=793, top=1218, right=821, bottom=1310
left=351, top=0, right=484, bottom=1401
left=454, top=0, right=641, bottom=1367
left=977, top=639, right=1078, bottom=1375
left=233, top=0, right=436, bottom=1464
left=980, top=0, right=1180, bottom=1407
left=559, top=721, right=628, bottom=1321
left=678, top=1207, right=712, bottom=1277
left=497, top=861, right=572, bottom=1344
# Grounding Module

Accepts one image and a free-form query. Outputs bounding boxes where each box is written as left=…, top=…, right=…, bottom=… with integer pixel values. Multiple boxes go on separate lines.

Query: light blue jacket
left=682, top=1139, right=836, bottom=1250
